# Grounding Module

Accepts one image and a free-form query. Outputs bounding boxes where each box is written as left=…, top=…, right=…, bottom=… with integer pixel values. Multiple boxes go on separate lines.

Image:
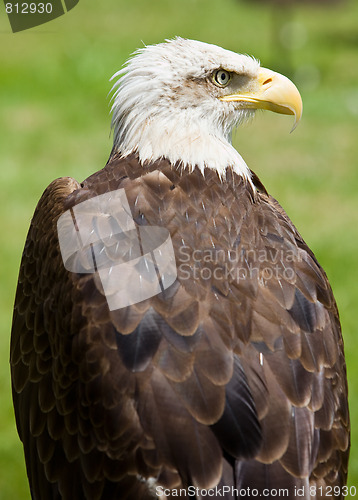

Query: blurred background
left=0, top=0, right=357, bottom=497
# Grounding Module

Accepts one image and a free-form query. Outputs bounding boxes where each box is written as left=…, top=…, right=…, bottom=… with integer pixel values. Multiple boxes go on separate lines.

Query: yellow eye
left=213, top=69, right=231, bottom=87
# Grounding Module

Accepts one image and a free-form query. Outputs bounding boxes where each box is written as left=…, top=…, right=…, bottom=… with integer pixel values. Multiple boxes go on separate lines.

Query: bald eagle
left=11, top=38, right=349, bottom=500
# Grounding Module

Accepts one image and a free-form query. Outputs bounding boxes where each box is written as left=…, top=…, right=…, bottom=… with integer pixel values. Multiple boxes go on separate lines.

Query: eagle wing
left=11, top=155, right=349, bottom=500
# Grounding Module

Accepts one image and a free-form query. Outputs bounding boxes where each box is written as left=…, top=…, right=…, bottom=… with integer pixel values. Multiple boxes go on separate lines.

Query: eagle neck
left=112, top=116, right=253, bottom=184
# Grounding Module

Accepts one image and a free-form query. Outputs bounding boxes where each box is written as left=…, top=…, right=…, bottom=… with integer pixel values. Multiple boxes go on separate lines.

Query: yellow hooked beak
left=220, top=67, right=303, bottom=131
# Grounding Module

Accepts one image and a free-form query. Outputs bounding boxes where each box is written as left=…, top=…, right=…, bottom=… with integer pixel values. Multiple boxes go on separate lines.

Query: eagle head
left=110, top=37, right=302, bottom=178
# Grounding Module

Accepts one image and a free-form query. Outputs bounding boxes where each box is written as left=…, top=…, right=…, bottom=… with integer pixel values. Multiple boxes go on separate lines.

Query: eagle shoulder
left=10, top=157, right=350, bottom=499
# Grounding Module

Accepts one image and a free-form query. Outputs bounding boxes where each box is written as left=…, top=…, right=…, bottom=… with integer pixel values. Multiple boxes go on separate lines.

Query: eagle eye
left=213, top=69, right=231, bottom=87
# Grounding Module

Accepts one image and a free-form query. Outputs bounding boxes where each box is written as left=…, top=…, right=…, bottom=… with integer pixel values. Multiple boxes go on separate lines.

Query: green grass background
left=1, top=0, right=357, bottom=497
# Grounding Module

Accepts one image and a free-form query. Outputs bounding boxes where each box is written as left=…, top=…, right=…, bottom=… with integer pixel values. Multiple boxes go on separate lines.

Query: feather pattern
left=11, top=154, right=349, bottom=499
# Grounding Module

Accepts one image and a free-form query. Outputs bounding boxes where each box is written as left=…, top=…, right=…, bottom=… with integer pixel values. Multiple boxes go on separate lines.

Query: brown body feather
left=11, top=154, right=349, bottom=499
